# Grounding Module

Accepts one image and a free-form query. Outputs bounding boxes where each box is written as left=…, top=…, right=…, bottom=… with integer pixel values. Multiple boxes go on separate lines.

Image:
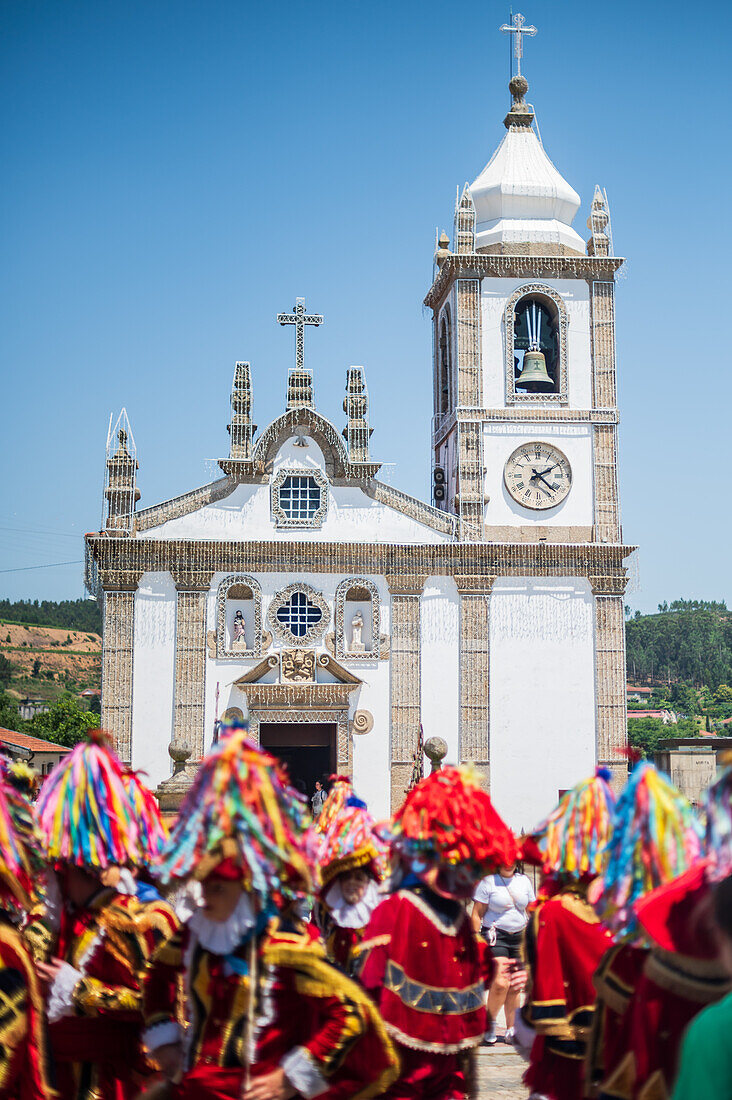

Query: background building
left=86, top=61, right=632, bottom=828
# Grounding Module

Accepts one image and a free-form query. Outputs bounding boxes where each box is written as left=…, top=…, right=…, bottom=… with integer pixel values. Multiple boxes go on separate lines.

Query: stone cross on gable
left=500, top=12, right=537, bottom=77
left=277, top=298, right=323, bottom=371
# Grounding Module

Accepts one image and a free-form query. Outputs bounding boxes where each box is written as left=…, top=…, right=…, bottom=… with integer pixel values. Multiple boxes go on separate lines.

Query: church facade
left=86, top=68, right=632, bottom=829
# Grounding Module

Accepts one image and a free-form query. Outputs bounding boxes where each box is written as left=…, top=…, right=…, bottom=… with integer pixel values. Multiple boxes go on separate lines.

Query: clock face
left=503, top=442, right=572, bottom=511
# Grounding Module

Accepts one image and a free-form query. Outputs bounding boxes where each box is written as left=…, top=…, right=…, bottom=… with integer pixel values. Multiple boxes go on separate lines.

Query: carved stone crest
left=281, top=649, right=316, bottom=683
left=352, top=710, right=374, bottom=735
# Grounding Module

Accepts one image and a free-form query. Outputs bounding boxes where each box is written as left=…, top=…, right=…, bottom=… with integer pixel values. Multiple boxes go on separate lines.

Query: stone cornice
left=88, top=537, right=634, bottom=595
left=433, top=406, right=619, bottom=445
left=424, top=253, right=625, bottom=312
left=243, top=682, right=355, bottom=711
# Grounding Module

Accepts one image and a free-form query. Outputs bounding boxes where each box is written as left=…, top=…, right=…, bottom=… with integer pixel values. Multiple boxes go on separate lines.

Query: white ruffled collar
left=325, top=878, right=380, bottom=929
left=189, top=892, right=257, bottom=955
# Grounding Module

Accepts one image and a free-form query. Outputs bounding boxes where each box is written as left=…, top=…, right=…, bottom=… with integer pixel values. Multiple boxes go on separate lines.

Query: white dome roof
left=470, top=78, right=584, bottom=254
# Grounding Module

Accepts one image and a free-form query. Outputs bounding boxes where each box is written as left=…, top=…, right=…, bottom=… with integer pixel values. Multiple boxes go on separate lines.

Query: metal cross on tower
left=500, top=12, right=537, bottom=77
left=277, top=298, right=323, bottom=371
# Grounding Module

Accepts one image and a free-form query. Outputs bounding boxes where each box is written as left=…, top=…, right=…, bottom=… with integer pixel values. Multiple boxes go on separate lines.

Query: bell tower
left=425, top=13, right=630, bottom=817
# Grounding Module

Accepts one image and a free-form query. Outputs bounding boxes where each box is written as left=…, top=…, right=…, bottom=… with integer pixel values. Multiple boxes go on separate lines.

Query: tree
left=0, top=693, right=26, bottom=732
left=26, top=693, right=96, bottom=748
left=715, top=685, right=732, bottom=704
left=31, top=659, right=41, bottom=678
left=0, top=655, right=12, bottom=689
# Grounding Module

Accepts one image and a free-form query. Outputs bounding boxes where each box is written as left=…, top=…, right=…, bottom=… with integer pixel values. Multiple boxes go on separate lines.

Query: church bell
left=516, top=348, right=552, bottom=388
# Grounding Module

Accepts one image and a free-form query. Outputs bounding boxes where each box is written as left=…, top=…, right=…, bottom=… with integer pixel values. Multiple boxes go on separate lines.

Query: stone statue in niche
left=349, top=610, right=366, bottom=653
left=232, top=609, right=248, bottom=648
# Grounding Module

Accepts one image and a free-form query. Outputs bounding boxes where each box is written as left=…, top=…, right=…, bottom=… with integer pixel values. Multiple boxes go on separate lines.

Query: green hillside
left=0, top=598, right=102, bottom=635
left=626, top=600, right=732, bottom=691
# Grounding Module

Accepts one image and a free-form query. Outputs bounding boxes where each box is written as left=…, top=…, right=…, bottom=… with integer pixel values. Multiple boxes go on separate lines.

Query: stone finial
left=434, top=231, right=451, bottom=267
left=155, top=742, right=197, bottom=813
left=504, top=74, right=535, bottom=129
left=454, top=185, right=476, bottom=254
left=586, top=185, right=612, bottom=257
left=342, top=366, right=372, bottom=463
left=286, top=368, right=314, bottom=410
left=104, top=409, right=140, bottom=534
left=228, top=361, right=256, bottom=459
left=424, top=736, right=448, bottom=773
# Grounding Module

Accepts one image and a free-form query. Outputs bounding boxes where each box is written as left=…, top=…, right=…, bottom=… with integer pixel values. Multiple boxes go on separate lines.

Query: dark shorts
left=489, top=927, right=524, bottom=959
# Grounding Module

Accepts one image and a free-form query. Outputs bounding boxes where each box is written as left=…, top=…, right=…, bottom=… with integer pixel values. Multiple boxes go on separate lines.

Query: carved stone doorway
left=260, top=722, right=336, bottom=802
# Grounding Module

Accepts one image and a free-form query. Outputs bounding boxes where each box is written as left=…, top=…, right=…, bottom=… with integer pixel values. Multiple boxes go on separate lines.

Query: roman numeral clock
left=503, top=442, right=572, bottom=511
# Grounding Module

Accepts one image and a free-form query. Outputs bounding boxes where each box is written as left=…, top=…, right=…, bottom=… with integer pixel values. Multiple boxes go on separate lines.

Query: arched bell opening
left=438, top=312, right=452, bottom=415
left=513, top=294, right=560, bottom=394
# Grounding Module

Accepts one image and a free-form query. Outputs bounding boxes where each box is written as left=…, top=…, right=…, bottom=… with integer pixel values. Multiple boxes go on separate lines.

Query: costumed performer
left=314, top=781, right=388, bottom=971
left=587, top=761, right=702, bottom=1100
left=0, top=759, right=54, bottom=1098
left=672, top=873, right=732, bottom=1100
left=144, top=727, right=400, bottom=1100
left=29, top=730, right=168, bottom=1100
left=513, top=767, right=615, bottom=1100
left=605, top=758, right=732, bottom=1099
left=353, top=764, right=517, bottom=1100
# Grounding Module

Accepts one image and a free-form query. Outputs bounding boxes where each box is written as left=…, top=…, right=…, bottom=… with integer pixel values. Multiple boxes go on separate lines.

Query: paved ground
left=474, top=1046, right=528, bottom=1099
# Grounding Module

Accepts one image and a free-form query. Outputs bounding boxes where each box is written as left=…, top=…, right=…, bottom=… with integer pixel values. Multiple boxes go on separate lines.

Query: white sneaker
left=483, top=1024, right=498, bottom=1045
left=503, top=1026, right=515, bottom=1044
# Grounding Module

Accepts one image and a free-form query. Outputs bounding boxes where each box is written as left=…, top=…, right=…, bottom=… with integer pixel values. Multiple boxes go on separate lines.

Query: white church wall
left=140, top=480, right=449, bottom=545
left=482, top=424, right=594, bottom=527
left=480, top=278, right=592, bottom=409
left=488, top=576, right=596, bottom=832
left=131, top=571, right=176, bottom=786
left=420, top=578, right=460, bottom=765
left=199, top=571, right=393, bottom=820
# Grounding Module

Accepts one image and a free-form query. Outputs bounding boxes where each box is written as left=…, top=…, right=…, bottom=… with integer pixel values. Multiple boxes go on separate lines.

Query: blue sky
left=1, top=0, right=730, bottom=613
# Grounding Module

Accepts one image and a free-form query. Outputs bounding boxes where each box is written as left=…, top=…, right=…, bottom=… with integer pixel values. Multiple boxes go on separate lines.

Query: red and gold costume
left=597, top=861, right=729, bottom=1100
left=514, top=768, right=615, bottom=1100
left=151, top=729, right=400, bottom=1099
left=353, top=765, right=517, bottom=1099
left=146, top=912, right=399, bottom=1099
left=520, top=882, right=612, bottom=1100
left=314, top=782, right=387, bottom=972
left=356, top=885, right=491, bottom=1099
left=0, top=760, right=54, bottom=1099
left=587, top=942, right=648, bottom=1097
left=31, top=731, right=179, bottom=1099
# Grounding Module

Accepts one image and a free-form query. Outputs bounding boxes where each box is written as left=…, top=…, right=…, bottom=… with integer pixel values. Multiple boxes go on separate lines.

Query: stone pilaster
left=593, top=586, right=628, bottom=792
left=386, top=575, right=425, bottom=812
left=456, top=278, right=483, bottom=540
left=591, top=279, right=621, bottom=542
left=172, top=580, right=210, bottom=761
left=100, top=585, right=137, bottom=762
left=456, top=576, right=495, bottom=789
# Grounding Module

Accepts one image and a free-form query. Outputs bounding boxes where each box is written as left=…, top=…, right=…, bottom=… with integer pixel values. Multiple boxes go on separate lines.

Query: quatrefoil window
left=276, top=591, right=323, bottom=638
left=266, top=583, right=331, bottom=647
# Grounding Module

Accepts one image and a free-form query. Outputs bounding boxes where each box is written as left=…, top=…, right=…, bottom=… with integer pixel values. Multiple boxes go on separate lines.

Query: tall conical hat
left=390, top=765, right=518, bottom=872
left=532, top=767, right=615, bottom=880
left=36, top=730, right=142, bottom=870
left=122, top=770, right=168, bottom=865
left=596, top=761, right=703, bottom=938
left=316, top=783, right=388, bottom=888
left=156, top=731, right=314, bottom=907
left=0, top=760, right=45, bottom=911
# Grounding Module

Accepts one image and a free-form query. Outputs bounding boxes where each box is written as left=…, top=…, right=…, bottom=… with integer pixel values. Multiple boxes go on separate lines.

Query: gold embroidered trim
left=382, top=1019, right=483, bottom=1055
left=396, top=891, right=464, bottom=937
left=644, top=949, right=731, bottom=1005
left=384, top=960, right=485, bottom=1016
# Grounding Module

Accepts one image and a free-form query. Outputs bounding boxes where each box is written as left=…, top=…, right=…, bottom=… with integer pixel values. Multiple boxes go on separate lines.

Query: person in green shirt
left=673, top=874, right=732, bottom=1100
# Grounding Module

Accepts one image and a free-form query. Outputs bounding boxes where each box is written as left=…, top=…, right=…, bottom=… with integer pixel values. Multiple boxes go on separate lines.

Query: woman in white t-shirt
left=471, top=861, right=535, bottom=1043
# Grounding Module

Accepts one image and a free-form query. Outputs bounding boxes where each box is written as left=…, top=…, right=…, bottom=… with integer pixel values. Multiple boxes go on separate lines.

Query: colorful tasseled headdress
left=315, top=776, right=353, bottom=835
left=532, top=767, right=615, bottom=880
left=0, top=762, right=45, bottom=911
left=316, top=783, right=389, bottom=888
left=155, top=732, right=314, bottom=907
left=36, top=730, right=142, bottom=870
left=596, top=762, right=703, bottom=939
left=390, top=765, right=518, bottom=872
left=122, top=770, right=168, bottom=866
left=703, top=754, right=732, bottom=883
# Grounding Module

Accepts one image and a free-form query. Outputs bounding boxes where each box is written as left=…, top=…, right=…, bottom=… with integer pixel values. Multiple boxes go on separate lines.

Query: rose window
left=275, top=590, right=324, bottom=639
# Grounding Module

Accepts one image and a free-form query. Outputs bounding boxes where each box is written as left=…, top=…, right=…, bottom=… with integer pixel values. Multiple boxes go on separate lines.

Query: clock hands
left=530, top=468, right=555, bottom=494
